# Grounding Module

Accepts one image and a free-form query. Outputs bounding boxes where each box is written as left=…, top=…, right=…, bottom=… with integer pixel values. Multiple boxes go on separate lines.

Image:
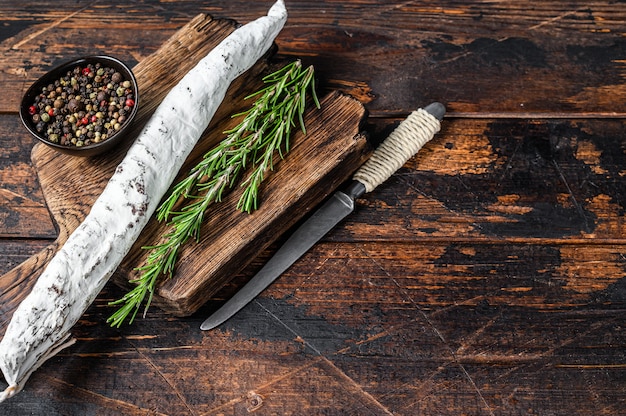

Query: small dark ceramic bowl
left=20, top=55, right=139, bottom=157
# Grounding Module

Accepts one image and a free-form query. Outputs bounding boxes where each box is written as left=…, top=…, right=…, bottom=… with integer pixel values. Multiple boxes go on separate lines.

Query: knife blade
left=201, top=101, right=446, bottom=330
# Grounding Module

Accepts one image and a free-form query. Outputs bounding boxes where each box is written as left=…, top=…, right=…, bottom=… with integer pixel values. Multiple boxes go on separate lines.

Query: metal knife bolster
left=342, top=180, right=367, bottom=201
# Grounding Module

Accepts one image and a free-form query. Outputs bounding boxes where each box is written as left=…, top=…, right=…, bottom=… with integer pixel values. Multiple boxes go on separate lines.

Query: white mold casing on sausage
left=0, top=0, right=287, bottom=402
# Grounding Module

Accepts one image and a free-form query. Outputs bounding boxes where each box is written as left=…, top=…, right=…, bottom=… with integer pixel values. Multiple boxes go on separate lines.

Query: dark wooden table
left=1, top=1, right=625, bottom=415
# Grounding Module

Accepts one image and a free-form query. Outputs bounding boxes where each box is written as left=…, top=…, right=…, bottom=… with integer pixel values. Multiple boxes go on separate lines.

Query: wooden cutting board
left=0, top=13, right=369, bottom=323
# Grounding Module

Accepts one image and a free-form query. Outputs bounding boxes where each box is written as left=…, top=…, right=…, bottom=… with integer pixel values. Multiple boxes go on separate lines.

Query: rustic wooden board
left=0, top=12, right=369, bottom=325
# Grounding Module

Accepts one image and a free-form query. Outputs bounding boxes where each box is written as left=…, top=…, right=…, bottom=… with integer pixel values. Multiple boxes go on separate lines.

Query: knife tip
left=423, top=102, right=446, bottom=121
left=200, top=320, right=219, bottom=331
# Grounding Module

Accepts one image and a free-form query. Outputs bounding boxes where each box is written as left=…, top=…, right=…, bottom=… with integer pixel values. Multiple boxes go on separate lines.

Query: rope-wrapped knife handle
left=352, top=102, right=445, bottom=194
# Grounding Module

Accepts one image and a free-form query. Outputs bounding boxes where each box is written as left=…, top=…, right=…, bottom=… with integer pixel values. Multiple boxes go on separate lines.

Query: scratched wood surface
left=1, top=1, right=625, bottom=415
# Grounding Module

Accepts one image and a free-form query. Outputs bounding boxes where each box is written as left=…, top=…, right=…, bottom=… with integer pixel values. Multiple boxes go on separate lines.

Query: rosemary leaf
left=108, top=60, right=319, bottom=326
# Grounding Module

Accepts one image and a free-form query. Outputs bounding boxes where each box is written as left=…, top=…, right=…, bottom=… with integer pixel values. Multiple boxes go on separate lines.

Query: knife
left=201, top=102, right=446, bottom=330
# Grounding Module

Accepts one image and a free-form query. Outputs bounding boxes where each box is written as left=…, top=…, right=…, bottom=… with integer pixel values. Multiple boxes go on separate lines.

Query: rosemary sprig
left=107, top=60, right=319, bottom=327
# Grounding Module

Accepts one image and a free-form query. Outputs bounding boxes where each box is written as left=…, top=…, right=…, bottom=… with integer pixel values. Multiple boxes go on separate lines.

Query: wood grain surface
left=0, top=1, right=625, bottom=415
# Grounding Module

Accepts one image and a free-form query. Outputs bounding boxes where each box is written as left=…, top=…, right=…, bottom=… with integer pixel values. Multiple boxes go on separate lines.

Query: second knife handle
left=352, top=107, right=442, bottom=193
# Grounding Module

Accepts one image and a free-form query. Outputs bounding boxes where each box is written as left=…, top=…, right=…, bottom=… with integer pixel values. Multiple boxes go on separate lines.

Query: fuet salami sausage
left=0, top=0, right=287, bottom=402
